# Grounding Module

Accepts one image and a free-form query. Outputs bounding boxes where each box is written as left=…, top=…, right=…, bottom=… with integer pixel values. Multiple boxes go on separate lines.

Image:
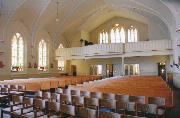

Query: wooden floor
left=69, top=76, right=173, bottom=108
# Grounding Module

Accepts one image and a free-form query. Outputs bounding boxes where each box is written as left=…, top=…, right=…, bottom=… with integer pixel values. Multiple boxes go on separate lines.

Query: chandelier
left=56, top=0, right=60, bottom=22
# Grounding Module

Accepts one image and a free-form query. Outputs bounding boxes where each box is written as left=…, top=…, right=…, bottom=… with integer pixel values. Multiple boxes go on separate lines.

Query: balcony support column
left=121, top=57, right=125, bottom=76
left=84, top=58, right=88, bottom=76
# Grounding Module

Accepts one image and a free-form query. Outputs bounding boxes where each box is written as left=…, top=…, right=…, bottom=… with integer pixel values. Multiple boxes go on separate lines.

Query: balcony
left=56, top=40, right=173, bottom=60
left=124, top=40, right=173, bottom=57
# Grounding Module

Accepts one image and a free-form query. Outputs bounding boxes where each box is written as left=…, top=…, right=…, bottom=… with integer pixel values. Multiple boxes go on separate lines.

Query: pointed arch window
left=58, top=44, right=65, bottom=71
left=38, top=39, right=47, bottom=71
left=110, top=24, right=125, bottom=43
left=120, top=27, right=125, bottom=43
left=111, top=29, right=115, bottom=43
left=128, top=26, right=138, bottom=42
left=99, top=30, right=108, bottom=44
left=115, top=28, right=120, bottom=43
left=11, top=33, right=24, bottom=72
left=58, top=43, right=64, bottom=48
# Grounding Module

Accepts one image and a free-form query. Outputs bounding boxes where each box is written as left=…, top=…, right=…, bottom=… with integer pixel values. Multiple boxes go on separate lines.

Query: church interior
left=0, top=0, right=179, bottom=118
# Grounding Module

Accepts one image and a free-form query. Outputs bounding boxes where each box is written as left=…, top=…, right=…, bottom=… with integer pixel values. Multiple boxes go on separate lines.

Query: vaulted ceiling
left=0, top=0, right=178, bottom=46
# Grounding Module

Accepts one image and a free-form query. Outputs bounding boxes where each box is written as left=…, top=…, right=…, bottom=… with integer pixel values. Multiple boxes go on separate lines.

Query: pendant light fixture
left=56, top=0, right=60, bottom=22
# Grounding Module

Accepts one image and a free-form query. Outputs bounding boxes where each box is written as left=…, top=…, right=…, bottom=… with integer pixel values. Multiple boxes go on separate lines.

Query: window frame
left=110, top=24, right=126, bottom=43
left=38, top=39, right=47, bottom=71
left=11, top=33, right=24, bottom=72
left=128, top=26, right=138, bottom=42
left=124, top=64, right=140, bottom=75
left=58, top=44, right=65, bottom=71
left=99, top=30, right=109, bottom=44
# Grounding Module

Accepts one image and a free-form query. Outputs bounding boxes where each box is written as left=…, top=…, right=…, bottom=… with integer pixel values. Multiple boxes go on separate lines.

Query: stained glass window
left=128, top=26, right=138, bottom=42
left=11, top=33, right=24, bottom=72
left=58, top=44, right=65, bottom=71
left=38, top=39, right=47, bottom=71
left=110, top=24, right=125, bottom=43
left=99, top=30, right=108, bottom=44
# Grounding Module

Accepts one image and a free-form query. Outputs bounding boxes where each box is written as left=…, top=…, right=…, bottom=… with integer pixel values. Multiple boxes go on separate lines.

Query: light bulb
left=56, top=17, right=59, bottom=22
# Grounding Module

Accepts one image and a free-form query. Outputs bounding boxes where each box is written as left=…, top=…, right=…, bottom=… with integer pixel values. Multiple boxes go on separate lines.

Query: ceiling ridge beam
left=54, top=0, right=87, bottom=45
left=31, top=0, right=51, bottom=44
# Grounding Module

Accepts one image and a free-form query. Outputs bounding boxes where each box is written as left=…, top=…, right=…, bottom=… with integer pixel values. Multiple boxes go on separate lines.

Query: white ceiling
left=0, top=0, right=177, bottom=44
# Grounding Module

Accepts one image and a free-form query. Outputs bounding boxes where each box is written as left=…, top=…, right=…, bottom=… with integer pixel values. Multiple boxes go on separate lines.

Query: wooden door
left=106, top=64, right=113, bottom=77
left=158, top=63, right=166, bottom=81
left=71, top=65, right=77, bottom=76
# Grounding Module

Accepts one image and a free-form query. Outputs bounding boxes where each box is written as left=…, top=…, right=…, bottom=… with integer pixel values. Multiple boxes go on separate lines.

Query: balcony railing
left=125, top=40, right=172, bottom=53
left=84, top=43, right=124, bottom=56
left=56, top=40, right=173, bottom=60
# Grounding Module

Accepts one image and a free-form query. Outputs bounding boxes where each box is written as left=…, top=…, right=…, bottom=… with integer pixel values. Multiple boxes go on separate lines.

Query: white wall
left=71, top=33, right=81, bottom=47
left=90, top=17, right=148, bottom=44
left=81, top=30, right=90, bottom=41
left=148, top=18, right=170, bottom=40
left=125, top=56, right=170, bottom=75
left=89, top=17, right=170, bottom=44
left=70, top=30, right=90, bottom=47
left=70, top=55, right=170, bottom=76
left=0, top=20, right=62, bottom=80
left=113, top=64, right=121, bottom=77
left=2, top=20, right=30, bottom=76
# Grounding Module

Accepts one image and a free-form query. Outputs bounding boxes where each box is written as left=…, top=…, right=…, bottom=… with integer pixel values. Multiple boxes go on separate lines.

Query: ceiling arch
left=0, top=0, right=26, bottom=41
left=0, top=0, right=176, bottom=44
left=160, top=0, right=180, bottom=28
left=50, top=0, right=174, bottom=43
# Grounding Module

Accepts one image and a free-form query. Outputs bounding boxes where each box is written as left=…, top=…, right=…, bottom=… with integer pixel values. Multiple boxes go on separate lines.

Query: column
left=84, top=58, right=87, bottom=76
left=121, top=57, right=125, bottom=76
